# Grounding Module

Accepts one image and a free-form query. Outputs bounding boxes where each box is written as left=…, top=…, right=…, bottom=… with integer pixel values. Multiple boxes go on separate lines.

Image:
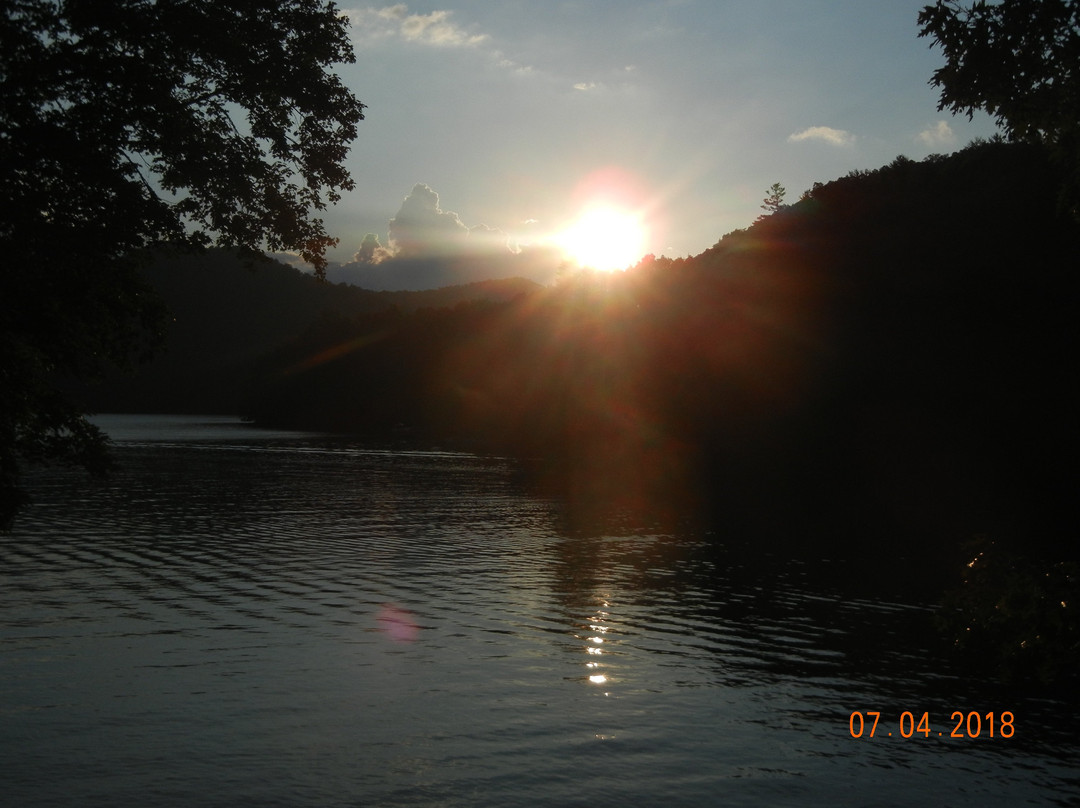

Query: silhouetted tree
left=757, top=182, right=787, bottom=221
left=1, top=0, right=365, bottom=526
left=919, top=0, right=1080, bottom=210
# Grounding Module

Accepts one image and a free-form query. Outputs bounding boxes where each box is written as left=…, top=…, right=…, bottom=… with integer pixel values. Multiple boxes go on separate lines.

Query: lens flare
left=376, top=603, right=419, bottom=643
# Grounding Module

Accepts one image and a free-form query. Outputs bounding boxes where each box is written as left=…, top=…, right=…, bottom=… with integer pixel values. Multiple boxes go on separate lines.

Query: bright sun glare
left=558, top=206, right=646, bottom=272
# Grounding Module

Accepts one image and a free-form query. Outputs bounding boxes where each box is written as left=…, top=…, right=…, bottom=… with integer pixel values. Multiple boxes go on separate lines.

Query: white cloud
left=493, top=50, right=534, bottom=75
left=387, top=183, right=470, bottom=258
left=379, top=183, right=514, bottom=260
left=573, top=81, right=601, bottom=91
left=345, top=5, right=488, bottom=48
left=916, top=120, right=956, bottom=149
left=352, top=233, right=393, bottom=265
left=345, top=6, right=538, bottom=76
left=787, top=126, right=856, bottom=147
left=330, top=186, right=560, bottom=289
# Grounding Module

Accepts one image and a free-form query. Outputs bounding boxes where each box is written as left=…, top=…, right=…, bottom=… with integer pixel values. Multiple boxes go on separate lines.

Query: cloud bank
left=387, top=183, right=470, bottom=258
left=788, top=126, right=856, bottom=147
left=329, top=184, right=564, bottom=290
left=352, top=233, right=393, bottom=265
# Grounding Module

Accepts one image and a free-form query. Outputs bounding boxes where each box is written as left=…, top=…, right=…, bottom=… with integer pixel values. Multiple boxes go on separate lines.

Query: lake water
left=2, top=415, right=1076, bottom=807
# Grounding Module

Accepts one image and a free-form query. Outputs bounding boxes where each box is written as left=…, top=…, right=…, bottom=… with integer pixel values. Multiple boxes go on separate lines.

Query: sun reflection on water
left=576, top=600, right=616, bottom=691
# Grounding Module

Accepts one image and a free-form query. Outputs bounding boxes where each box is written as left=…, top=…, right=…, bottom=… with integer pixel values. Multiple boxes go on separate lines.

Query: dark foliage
left=938, top=536, right=1078, bottom=689
left=246, top=142, right=1080, bottom=572
left=756, top=181, right=787, bottom=221
left=919, top=0, right=1080, bottom=211
left=1, top=1, right=363, bottom=525
left=66, top=249, right=542, bottom=414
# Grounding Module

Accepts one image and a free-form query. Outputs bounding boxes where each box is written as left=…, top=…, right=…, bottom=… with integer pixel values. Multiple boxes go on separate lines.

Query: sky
left=310, top=0, right=1001, bottom=283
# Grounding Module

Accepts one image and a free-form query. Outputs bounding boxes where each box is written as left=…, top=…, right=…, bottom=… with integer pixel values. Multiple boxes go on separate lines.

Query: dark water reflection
left=1, top=416, right=1076, bottom=807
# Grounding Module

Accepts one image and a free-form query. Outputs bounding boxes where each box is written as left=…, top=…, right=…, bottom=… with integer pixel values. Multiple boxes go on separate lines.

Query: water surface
left=1, top=416, right=1076, bottom=806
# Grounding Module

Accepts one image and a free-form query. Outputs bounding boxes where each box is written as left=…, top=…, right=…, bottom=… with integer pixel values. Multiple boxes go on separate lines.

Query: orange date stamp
left=849, top=711, right=1014, bottom=739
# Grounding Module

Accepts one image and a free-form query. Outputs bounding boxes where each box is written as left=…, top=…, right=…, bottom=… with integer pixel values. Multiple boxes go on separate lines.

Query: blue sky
left=317, top=1, right=1000, bottom=272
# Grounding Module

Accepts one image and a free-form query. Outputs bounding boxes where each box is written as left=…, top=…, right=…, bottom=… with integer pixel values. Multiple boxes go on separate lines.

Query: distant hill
left=325, top=245, right=564, bottom=290
left=69, top=248, right=541, bottom=413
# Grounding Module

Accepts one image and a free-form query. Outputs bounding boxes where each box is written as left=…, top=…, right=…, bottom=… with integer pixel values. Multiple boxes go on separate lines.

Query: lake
left=1, top=415, right=1076, bottom=807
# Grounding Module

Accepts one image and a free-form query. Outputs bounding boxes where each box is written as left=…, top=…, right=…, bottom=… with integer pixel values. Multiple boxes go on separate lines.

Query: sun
left=557, top=205, right=646, bottom=272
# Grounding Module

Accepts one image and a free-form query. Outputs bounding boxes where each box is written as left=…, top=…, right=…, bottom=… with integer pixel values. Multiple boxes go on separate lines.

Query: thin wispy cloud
left=345, top=5, right=537, bottom=76
left=572, top=66, right=640, bottom=93
left=494, top=51, right=535, bottom=75
left=788, top=126, right=856, bottom=147
left=345, top=5, right=488, bottom=48
left=916, top=120, right=956, bottom=149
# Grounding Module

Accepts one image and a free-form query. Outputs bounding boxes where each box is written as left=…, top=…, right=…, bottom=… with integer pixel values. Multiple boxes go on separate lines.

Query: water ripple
left=1, top=426, right=1076, bottom=807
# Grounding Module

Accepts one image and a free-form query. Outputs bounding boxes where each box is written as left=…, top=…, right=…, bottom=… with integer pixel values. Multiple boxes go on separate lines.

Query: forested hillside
left=245, top=141, right=1078, bottom=568
left=69, top=249, right=541, bottom=413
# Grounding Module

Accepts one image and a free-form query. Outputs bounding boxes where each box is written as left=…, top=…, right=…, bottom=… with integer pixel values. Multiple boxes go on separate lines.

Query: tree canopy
left=918, top=0, right=1080, bottom=207
left=1, top=0, right=364, bottom=525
